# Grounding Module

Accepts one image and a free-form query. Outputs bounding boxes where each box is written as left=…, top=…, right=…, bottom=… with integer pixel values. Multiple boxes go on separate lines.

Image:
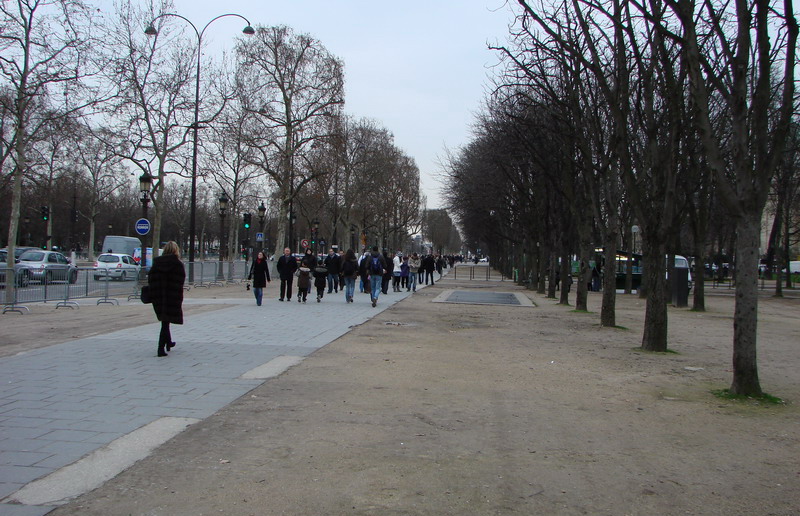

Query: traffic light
left=41, top=206, right=49, bottom=221
left=243, top=213, right=251, bottom=229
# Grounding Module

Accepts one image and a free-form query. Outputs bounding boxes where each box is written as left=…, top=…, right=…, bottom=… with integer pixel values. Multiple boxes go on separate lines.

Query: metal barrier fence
left=1, top=260, right=249, bottom=314
left=452, top=264, right=504, bottom=281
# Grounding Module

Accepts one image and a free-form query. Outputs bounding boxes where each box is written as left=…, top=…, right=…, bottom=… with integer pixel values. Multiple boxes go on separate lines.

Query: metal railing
left=452, top=264, right=504, bottom=281
left=1, top=260, right=250, bottom=314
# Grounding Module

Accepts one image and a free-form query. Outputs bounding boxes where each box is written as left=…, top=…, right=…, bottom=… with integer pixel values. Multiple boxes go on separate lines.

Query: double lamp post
left=145, top=13, right=254, bottom=280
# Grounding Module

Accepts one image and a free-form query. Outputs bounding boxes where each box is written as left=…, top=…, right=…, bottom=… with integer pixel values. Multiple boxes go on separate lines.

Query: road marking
left=240, top=355, right=305, bottom=379
left=8, top=417, right=199, bottom=506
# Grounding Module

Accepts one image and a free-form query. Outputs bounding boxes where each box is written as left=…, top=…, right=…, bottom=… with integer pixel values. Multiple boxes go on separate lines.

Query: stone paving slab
left=0, top=281, right=426, bottom=512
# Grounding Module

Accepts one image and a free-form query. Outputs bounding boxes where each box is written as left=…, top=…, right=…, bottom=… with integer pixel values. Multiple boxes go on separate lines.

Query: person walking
left=382, top=250, right=393, bottom=295
left=324, top=248, right=341, bottom=294
left=408, top=252, right=420, bottom=292
left=392, top=251, right=403, bottom=292
left=247, top=251, right=271, bottom=306
left=341, top=248, right=359, bottom=303
left=436, top=254, right=445, bottom=279
left=296, top=264, right=311, bottom=303
left=313, top=259, right=328, bottom=302
left=358, top=249, right=370, bottom=295
left=301, top=248, right=316, bottom=269
left=147, top=241, right=185, bottom=357
left=400, top=255, right=410, bottom=291
left=423, top=252, right=436, bottom=285
left=366, top=246, right=387, bottom=307
left=276, top=247, right=298, bottom=301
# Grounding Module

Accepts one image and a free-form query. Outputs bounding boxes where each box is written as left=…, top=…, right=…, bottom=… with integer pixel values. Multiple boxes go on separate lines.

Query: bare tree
left=235, top=25, right=344, bottom=254
left=102, top=0, right=196, bottom=258
left=1, top=0, right=100, bottom=299
left=664, top=0, right=797, bottom=395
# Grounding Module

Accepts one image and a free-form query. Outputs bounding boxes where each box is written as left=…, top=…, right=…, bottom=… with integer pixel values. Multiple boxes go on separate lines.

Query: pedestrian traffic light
left=41, top=206, right=49, bottom=221
left=243, top=213, right=251, bottom=229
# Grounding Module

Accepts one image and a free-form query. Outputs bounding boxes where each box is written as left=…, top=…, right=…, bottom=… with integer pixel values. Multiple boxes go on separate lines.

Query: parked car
left=93, top=253, right=140, bottom=281
left=17, top=250, right=78, bottom=284
left=0, top=248, right=34, bottom=287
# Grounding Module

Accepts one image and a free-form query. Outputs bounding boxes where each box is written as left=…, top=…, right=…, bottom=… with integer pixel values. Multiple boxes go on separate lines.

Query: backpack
left=370, top=256, right=383, bottom=274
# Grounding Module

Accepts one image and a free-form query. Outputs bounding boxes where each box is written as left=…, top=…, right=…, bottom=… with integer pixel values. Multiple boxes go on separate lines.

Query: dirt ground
left=6, top=276, right=800, bottom=515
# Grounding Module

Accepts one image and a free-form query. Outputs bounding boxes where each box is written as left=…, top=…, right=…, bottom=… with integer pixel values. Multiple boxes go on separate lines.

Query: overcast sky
left=170, top=0, right=515, bottom=209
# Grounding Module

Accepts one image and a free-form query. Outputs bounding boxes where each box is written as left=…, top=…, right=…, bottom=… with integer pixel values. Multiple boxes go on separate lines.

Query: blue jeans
left=344, top=276, right=356, bottom=300
left=253, top=287, right=263, bottom=306
left=327, top=273, right=339, bottom=292
left=408, top=272, right=417, bottom=291
left=370, top=275, right=382, bottom=301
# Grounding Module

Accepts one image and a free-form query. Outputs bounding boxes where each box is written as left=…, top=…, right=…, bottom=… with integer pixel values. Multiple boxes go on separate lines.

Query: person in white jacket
left=392, top=252, right=403, bottom=292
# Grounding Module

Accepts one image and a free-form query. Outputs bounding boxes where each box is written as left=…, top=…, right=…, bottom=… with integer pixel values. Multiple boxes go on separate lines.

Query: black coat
left=148, top=254, right=185, bottom=324
left=249, top=258, right=271, bottom=288
left=324, top=253, right=341, bottom=274
left=276, top=254, right=298, bottom=280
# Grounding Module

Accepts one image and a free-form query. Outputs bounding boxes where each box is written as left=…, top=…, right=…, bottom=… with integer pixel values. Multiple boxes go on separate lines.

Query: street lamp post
left=139, top=172, right=153, bottom=267
left=145, top=13, right=254, bottom=281
left=258, top=201, right=267, bottom=253
left=217, top=192, right=229, bottom=280
left=312, top=218, right=319, bottom=254
left=350, top=224, right=356, bottom=251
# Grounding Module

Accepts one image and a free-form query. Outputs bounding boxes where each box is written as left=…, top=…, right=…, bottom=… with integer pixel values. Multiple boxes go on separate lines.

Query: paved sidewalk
left=0, top=278, right=432, bottom=515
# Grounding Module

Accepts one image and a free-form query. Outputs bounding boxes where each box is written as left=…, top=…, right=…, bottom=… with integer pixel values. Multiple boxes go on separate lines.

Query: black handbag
left=140, top=285, right=152, bottom=304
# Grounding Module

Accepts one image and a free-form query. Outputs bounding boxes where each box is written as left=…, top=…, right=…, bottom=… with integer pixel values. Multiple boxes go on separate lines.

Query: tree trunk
left=692, top=237, right=706, bottom=311
left=537, top=251, right=547, bottom=294
left=730, top=216, right=763, bottom=396
left=601, top=241, right=617, bottom=327
left=559, top=250, right=571, bottom=305
left=547, top=251, right=557, bottom=298
left=575, top=247, right=590, bottom=311
left=641, top=235, right=668, bottom=352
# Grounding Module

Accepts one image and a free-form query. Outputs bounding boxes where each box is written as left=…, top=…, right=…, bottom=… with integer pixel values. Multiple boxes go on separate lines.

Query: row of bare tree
left=444, top=0, right=797, bottom=397
left=1, top=1, right=425, bottom=275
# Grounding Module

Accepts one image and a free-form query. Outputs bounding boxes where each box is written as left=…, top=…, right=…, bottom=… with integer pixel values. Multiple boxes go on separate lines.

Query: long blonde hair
left=161, top=241, right=181, bottom=258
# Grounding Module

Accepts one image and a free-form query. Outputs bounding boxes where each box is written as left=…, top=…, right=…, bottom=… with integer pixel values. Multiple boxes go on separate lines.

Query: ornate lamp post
left=258, top=201, right=267, bottom=252
left=350, top=224, right=356, bottom=251
left=288, top=211, right=297, bottom=252
left=217, top=192, right=229, bottom=280
left=139, top=172, right=153, bottom=266
left=145, top=13, right=254, bottom=280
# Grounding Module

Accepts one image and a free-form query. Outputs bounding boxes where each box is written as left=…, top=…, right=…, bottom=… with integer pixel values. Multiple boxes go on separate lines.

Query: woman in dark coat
left=248, top=251, right=271, bottom=306
left=148, top=241, right=185, bottom=357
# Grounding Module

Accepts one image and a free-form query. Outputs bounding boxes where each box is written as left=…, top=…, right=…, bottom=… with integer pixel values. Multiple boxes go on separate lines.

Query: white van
left=101, top=236, right=142, bottom=257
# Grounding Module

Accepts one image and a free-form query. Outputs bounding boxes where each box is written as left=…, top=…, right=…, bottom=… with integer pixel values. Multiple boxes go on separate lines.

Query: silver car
left=93, top=253, right=140, bottom=281
left=17, top=250, right=78, bottom=284
left=0, top=248, right=33, bottom=287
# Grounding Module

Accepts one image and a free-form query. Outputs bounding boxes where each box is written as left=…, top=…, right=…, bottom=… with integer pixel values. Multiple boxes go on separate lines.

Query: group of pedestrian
left=145, top=240, right=448, bottom=357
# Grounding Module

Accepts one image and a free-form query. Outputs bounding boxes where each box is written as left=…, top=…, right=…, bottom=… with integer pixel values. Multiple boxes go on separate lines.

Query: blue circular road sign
left=135, top=218, right=151, bottom=236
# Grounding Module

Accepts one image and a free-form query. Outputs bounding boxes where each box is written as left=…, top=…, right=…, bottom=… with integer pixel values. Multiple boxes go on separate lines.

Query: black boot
left=157, top=344, right=168, bottom=357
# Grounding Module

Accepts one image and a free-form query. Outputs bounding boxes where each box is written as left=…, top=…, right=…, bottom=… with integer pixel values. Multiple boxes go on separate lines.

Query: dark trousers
left=158, top=321, right=172, bottom=353
left=280, top=277, right=293, bottom=300
left=425, top=270, right=435, bottom=285
left=381, top=275, right=390, bottom=294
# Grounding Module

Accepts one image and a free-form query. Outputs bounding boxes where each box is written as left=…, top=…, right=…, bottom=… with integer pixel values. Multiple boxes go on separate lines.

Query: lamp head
left=144, top=24, right=158, bottom=36
left=242, top=25, right=255, bottom=35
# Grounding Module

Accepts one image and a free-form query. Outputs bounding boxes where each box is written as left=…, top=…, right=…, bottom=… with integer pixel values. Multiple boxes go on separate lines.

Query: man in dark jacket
left=324, top=248, right=341, bottom=294
left=276, top=247, right=298, bottom=301
left=423, top=253, right=436, bottom=285
left=366, top=246, right=387, bottom=307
